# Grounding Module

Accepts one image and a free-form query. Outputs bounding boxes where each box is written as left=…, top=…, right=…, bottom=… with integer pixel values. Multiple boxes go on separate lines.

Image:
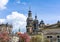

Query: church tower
left=33, top=15, right=39, bottom=33
left=26, top=9, right=33, bottom=34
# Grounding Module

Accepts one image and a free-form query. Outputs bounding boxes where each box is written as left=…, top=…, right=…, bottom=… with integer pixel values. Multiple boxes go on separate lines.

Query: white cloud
left=7, top=11, right=27, bottom=32
left=0, top=0, right=8, bottom=10
left=0, top=11, right=27, bottom=32
left=16, top=0, right=27, bottom=5
left=0, top=19, right=6, bottom=24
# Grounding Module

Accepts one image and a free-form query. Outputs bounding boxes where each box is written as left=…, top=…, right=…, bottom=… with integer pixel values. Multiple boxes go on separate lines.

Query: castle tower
left=35, top=14, right=37, bottom=20
left=39, top=20, right=45, bottom=28
left=26, top=8, right=33, bottom=34
left=33, top=15, right=39, bottom=33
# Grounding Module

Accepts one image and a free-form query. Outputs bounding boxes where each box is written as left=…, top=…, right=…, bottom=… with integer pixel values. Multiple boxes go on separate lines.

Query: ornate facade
left=42, top=21, right=60, bottom=42
left=26, top=9, right=45, bottom=34
left=26, top=10, right=60, bottom=42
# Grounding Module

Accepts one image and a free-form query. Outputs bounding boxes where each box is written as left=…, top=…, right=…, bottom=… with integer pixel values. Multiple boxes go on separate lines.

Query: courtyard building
left=26, top=9, right=60, bottom=42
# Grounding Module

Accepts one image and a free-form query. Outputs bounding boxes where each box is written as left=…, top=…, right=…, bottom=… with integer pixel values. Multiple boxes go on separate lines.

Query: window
left=58, top=39, right=60, bottom=42
left=50, top=36, right=52, bottom=38
left=50, top=39, right=53, bottom=42
left=47, top=36, right=49, bottom=38
left=57, top=36, right=60, bottom=42
left=57, top=36, right=60, bottom=38
left=47, top=36, right=53, bottom=42
left=47, top=36, right=52, bottom=38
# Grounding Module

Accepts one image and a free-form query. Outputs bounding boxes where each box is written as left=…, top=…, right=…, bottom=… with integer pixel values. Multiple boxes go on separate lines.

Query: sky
left=0, top=0, right=60, bottom=32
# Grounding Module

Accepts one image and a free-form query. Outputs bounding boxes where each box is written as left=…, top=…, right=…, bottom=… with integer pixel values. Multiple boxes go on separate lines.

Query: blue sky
left=0, top=0, right=60, bottom=32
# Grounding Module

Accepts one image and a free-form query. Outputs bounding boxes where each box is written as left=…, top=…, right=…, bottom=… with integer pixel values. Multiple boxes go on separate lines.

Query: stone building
left=0, top=23, right=12, bottom=34
left=26, top=9, right=60, bottom=42
left=42, top=21, right=60, bottom=42
left=26, top=9, right=45, bottom=34
left=0, top=23, right=14, bottom=42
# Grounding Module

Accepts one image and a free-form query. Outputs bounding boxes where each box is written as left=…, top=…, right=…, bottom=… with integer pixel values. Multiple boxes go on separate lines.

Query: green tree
left=44, top=38, right=49, bottom=42
left=30, top=35, right=42, bottom=42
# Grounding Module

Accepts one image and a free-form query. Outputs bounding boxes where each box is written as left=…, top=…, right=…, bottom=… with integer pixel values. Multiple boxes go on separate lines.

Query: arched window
left=57, top=36, right=60, bottom=42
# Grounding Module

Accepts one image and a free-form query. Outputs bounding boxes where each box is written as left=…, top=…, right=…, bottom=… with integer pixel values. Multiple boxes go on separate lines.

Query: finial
left=29, top=6, right=31, bottom=12
left=35, top=13, right=37, bottom=20
left=35, top=13, right=37, bottom=16
left=29, top=6, right=31, bottom=10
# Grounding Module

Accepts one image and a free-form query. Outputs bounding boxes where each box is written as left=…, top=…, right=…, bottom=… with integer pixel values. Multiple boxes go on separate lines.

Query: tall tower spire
left=29, top=6, right=31, bottom=11
left=35, top=14, right=37, bottom=20
left=33, top=14, right=39, bottom=33
left=26, top=7, right=33, bottom=34
left=28, top=6, right=32, bottom=18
